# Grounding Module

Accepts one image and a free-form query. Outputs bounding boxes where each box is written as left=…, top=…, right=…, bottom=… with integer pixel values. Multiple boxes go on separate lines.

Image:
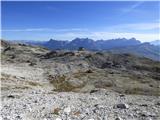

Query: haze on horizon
left=1, top=1, right=160, bottom=42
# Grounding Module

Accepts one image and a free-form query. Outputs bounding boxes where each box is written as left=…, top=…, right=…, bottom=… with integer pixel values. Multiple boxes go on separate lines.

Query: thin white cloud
left=1, top=28, right=88, bottom=32
left=3, top=22, right=159, bottom=33
left=2, top=23, right=159, bottom=42
left=55, top=28, right=89, bottom=32
left=107, top=22, right=160, bottom=31
left=121, top=1, right=144, bottom=14
left=2, top=31, right=158, bottom=42
left=1, top=28, right=49, bottom=32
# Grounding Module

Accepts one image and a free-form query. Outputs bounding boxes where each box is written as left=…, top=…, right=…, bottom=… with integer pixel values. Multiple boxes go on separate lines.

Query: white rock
left=64, top=107, right=71, bottom=114
left=56, top=118, right=62, bottom=120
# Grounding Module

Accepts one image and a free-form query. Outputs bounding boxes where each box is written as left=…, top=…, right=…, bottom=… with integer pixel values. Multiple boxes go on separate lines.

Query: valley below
left=1, top=40, right=160, bottom=120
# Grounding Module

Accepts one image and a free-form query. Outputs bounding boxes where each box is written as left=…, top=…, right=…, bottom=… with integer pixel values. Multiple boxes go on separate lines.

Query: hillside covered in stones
left=1, top=40, right=160, bottom=120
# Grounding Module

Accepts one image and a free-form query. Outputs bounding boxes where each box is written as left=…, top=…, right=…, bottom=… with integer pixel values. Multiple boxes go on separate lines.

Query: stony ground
left=1, top=87, right=160, bottom=120
left=1, top=41, right=160, bottom=120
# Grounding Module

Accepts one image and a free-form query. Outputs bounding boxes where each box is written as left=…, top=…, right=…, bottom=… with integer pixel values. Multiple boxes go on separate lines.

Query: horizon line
left=1, top=37, right=159, bottom=43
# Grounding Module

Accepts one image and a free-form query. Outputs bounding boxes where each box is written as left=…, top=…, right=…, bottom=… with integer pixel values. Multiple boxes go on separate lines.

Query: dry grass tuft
left=52, top=107, right=61, bottom=115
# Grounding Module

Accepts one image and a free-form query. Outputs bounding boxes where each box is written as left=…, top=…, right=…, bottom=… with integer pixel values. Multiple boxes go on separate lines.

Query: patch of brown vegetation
left=48, top=74, right=85, bottom=92
left=27, top=81, right=42, bottom=86
left=52, top=107, right=61, bottom=115
left=73, top=111, right=81, bottom=116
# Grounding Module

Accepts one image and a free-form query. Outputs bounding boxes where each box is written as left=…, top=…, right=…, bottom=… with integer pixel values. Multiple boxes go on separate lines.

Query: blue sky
left=1, top=1, right=160, bottom=42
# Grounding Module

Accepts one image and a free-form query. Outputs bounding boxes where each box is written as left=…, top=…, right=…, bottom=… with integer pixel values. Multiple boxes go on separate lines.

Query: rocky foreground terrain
left=1, top=40, right=160, bottom=120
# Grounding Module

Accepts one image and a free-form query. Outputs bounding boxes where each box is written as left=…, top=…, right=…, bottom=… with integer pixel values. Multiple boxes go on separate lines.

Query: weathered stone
left=114, top=103, right=129, bottom=109
left=115, top=117, right=123, bottom=120
left=7, top=95, right=15, bottom=98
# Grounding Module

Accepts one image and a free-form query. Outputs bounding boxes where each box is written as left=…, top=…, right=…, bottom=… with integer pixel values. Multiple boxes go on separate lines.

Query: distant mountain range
left=8, top=38, right=160, bottom=61
left=25, top=37, right=141, bottom=50
left=150, top=40, right=160, bottom=46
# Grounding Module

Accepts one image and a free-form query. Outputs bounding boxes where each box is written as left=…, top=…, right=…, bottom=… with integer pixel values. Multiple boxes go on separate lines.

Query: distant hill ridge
left=109, top=42, right=160, bottom=61
left=5, top=38, right=160, bottom=61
